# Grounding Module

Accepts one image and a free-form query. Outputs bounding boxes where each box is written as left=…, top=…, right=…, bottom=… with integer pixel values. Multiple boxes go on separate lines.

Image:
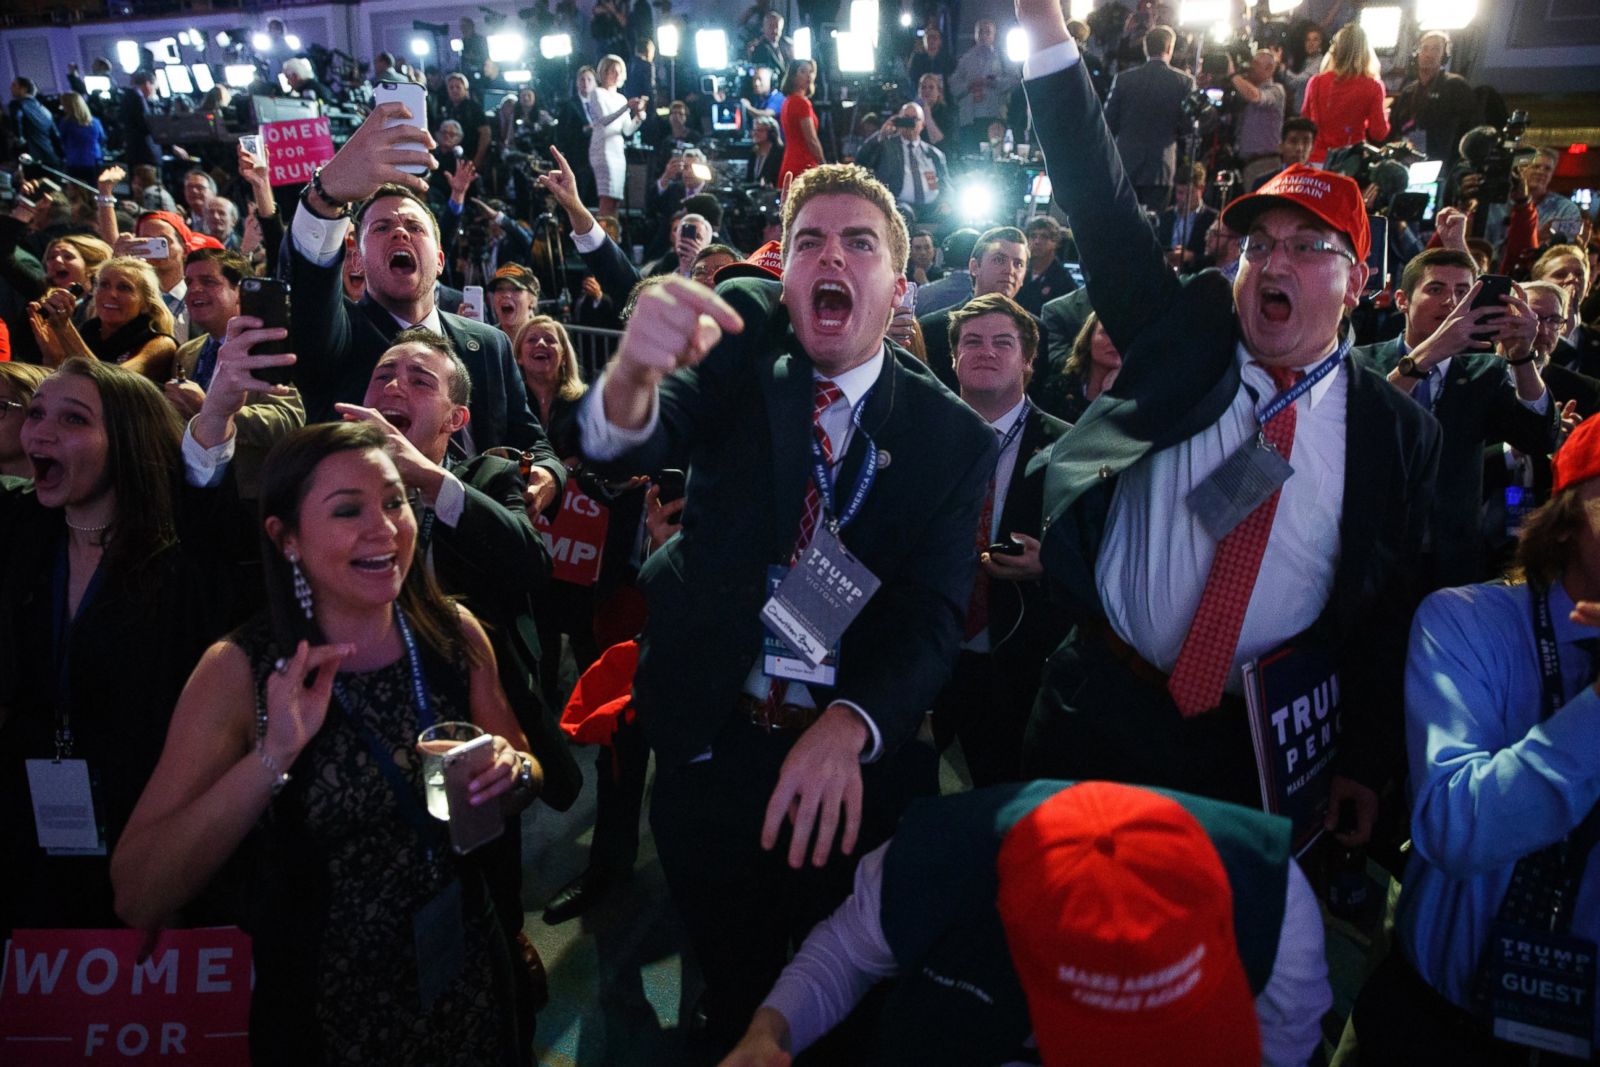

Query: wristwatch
left=514, top=752, right=535, bottom=792
left=1396, top=354, right=1430, bottom=380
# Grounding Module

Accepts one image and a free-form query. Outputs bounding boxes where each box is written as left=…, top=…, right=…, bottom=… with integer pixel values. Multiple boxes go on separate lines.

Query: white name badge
left=25, top=758, right=106, bottom=855
left=761, top=528, right=881, bottom=667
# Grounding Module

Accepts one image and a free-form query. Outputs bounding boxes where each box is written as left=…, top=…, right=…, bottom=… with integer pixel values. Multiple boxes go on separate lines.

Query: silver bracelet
left=257, top=746, right=291, bottom=796
left=96, top=193, right=116, bottom=206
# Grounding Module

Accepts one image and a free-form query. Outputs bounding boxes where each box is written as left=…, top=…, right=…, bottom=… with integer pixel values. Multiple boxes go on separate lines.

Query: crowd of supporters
left=4, top=0, right=1600, bottom=1063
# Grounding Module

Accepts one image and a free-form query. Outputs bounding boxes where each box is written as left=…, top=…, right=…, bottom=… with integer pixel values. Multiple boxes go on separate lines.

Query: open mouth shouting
left=1259, top=286, right=1293, bottom=324
left=377, top=406, right=413, bottom=433
left=496, top=295, right=521, bottom=321
left=29, top=453, right=65, bottom=494
left=813, top=280, right=854, bottom=332
left=387, top=248, right=418, bottom=276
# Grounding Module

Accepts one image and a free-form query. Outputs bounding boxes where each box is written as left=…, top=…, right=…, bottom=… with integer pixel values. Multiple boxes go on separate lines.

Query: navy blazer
left=1102, top=59, right=1194, bottom=188
left=857, top=132, right=950, bottom=209
left=1354, top=335, right=1556, bottom=588
left=584, top=278, right=997, bottom=766
left=286, top=229, right=561, bottom=486
left=1027, top=58, right=1440, bottom=791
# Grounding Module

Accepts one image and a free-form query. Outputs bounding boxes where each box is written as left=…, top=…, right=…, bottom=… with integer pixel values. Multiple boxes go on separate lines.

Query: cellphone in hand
left=239, top=133, right=265, bottom=166
left=987, top=538, right=1025, bottom=557
left=125, top=236, right=170, bottom=260
left=372, top=80, right=431, bottom=176
left=1469, top=273, right=1514, bottom=345
left=655, top=468, right=686, bottom=505
left=442, top=733, right=504, bottom=855
left=460, top=285, right=485, bottom=322
left=238, top=278, right=295, bottom=386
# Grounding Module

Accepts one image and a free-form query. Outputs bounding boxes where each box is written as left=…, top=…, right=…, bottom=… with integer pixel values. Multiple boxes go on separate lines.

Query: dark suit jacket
left=1014, top=259, right=1077, bottom=318
left=584, top=278, right=998, bottom=766
left=1544, top=361, right=1600, bottom=420
left=1354, top=336, right=1557, bottom=588
left=1103, top=59, right=1194, bottom=188
left=286, top=234, right=562, bottom=483
left=986, top=407, right=1072, bottom=680
left=919, top=300, right=1050, bottom=396
left=1158, top=204, right=1219, bottom=263
left=857, top=133, right=950, bottom=210
left=1481, top=441, right=1552, bottom=577
left=577, top=230, right=644, bottom=302
left=1027, top=58, right=1440, bottom=792
left=1554, top=328, right=1600, bottom=381
left=433, top=453, right=580, bottom=811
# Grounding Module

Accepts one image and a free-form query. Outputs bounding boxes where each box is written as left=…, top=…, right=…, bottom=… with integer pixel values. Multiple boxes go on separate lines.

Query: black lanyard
left=50, top=538, right=105, bottom=760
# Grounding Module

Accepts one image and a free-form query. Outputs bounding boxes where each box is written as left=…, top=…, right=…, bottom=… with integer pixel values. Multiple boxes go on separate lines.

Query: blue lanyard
left=993, top=400, right=1030, bottom=463
left=1253, top=337, right=1350, bottom=428
left=808, top=384, right=878, bottom=533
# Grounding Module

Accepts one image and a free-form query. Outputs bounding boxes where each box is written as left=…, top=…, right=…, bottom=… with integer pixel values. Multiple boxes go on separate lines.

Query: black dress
left=230, top=614, right=518, bottom=1066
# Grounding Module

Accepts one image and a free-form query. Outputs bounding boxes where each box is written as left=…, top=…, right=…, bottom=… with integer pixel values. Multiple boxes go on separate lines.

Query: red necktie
left=964, top=479, right=995, bottom=640
left=1167, top=365, right=1301, bottom=717
left=792, top=378, right=844, bottom=559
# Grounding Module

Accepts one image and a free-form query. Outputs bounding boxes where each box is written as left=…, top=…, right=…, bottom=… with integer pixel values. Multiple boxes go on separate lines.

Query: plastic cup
left=416, top=721, right=485, bottom=820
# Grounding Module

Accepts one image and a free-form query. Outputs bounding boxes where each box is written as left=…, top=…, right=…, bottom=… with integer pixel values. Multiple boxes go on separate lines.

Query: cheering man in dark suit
left=932, top=293, right=1070, bottom=787
left=1013, top=0, right=1440, bottom=850
left=1103, top=25, right=1194, bottom=211
left=580, top=164, right=996, bottom=1055
left=288, top=103, right=563, bottom=509
left=1353, top=248, right=1554, bottom=589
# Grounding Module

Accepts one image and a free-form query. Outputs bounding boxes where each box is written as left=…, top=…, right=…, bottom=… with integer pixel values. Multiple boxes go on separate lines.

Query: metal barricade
left=565, top=324, right=624, bottom=383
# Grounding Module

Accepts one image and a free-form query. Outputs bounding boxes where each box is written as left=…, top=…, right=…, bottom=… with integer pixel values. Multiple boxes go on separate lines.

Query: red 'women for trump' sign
left=0, top=927, right=252, bottom=1064
left=262, top=117, right=335, bottom=187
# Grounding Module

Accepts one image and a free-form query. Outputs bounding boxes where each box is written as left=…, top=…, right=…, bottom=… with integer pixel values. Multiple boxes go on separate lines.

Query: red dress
left=778, top=93, right=823, bottom=185
left=1302, top=72, right=1391, bottom=163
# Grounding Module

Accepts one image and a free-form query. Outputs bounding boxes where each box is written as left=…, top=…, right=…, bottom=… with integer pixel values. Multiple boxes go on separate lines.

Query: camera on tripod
left=1459, top=110, right=1534, bottom=205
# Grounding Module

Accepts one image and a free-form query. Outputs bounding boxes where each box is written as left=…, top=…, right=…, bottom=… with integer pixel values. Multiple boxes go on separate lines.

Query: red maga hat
left=995, top=782, right=1261, bottom=1067
left=1553, top=414, right=1600, bottom=493
left=713, top=239, right=784, bottom=283
left=1220, top=164, right=1370, bottom=263
left=137, top=210, right=223, bottom=254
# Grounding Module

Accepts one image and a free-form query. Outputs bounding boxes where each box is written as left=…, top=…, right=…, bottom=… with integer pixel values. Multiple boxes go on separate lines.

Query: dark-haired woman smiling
left=0, top=359, right=242, bottom=937
left=113, top=420, right=539, bottom=1065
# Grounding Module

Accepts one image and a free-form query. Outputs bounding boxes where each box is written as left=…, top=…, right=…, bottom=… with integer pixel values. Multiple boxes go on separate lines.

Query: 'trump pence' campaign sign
left=0, top=927, right=252, bottom=1064
left=262, top=117, right=336, bottom=187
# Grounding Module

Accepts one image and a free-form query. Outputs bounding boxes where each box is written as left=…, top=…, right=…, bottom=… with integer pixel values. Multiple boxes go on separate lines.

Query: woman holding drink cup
left=112, top=419, right=540, bottom=1064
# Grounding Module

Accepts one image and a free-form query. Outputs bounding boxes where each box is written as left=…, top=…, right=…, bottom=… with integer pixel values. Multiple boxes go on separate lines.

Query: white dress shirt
left=579, top=347, right=890, bottom=761
left=897, top=137, right=931, bottom=205
left=1096, top=345, right=1348, bottom=692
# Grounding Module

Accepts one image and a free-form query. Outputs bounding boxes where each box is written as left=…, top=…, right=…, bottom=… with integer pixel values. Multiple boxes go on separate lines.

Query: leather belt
left=1087, top=620, right=1170, bottom=692
left=738, top=694, right=821, bottom=733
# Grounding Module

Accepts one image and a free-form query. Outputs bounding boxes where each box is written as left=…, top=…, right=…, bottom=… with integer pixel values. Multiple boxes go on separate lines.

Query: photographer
left=1484, top=148, right=1583, bottom=250
left=1389, top=31, right=1479, bottom=179
left=1228, top=50, right=1287, bottom=190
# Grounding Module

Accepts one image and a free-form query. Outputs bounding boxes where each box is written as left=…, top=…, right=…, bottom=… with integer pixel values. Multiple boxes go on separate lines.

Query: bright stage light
left=251, top=32, right=271, bottom=52
left=285, top=34, right=301, bottom=51
left=793, top=27, right=813, bottom=61
left=1361, top=5, right=1403, bottom=49
left=410, top=37, right=431, bottom=58
left=1005, top=27, right=1029, bottom=63
left=540, top=34, right=573, bottom=59
left=1268, top=0, right=1301, bottom=14
left=695, top=29, right=729, bottom=69
left=488, top=33, right=525, bottom=62
left=1417, top=0, right=1478, bottom=30
left=657, top=23, right=680, bottom=58
left=164, top=64, right=194, bottom=93
left=224, top=64, right=257, bottom=88
left=959, top=181, right=998, bottom=223
left=1178, top=0, right=1228, bottom=26
left=836, top=31, right=875, bottom=73
left=900, top=11, right=913, bottom=28
left=504, top=69, right=533, bottom=83
left=850, top=0, right=880, bottom=44
left=116, top=40, right=141, bottom=74
left=191, top=63, right=215, bottom=92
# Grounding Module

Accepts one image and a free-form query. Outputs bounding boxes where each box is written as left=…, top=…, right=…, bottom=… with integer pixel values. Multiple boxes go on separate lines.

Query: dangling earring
left=288, top=553, right=314, bottom=620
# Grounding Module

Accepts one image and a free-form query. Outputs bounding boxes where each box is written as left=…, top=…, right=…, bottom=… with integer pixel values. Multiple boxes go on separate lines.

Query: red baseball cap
left=995, top=782, right=1261, bottom=1067
left=137, top=210, right=223, bottom=254
left=1553, top=413, right=1600, bottom=493
left=713, top=239, right=784, bottom=283
left=1221, top=163, right=1370, bottom=263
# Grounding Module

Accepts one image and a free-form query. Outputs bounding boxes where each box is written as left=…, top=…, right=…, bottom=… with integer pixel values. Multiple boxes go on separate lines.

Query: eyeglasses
left=1240, top=234, right=1357, bottom=267
left=1537, top=314, right=1568, bottom=328
left=0, top=400, right=22, bottom=420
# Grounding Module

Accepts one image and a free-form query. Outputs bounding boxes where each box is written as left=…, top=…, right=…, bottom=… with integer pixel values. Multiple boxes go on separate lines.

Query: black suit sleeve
left=580, top=233, right=644, bottom=301
left=1026, top=61, right=1181, bottom=357
left=435, top=458, right=552, bottom=605
left=1488, top=378, right=1559, bottom=459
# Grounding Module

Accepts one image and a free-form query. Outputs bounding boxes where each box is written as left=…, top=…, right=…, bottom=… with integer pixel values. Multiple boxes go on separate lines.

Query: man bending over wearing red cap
left=1349, top=417, right=1600, bottom=1059
left=719, top=780, right=1330, bottom=1066
left=1012, top=0, right=1440, bottom=850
